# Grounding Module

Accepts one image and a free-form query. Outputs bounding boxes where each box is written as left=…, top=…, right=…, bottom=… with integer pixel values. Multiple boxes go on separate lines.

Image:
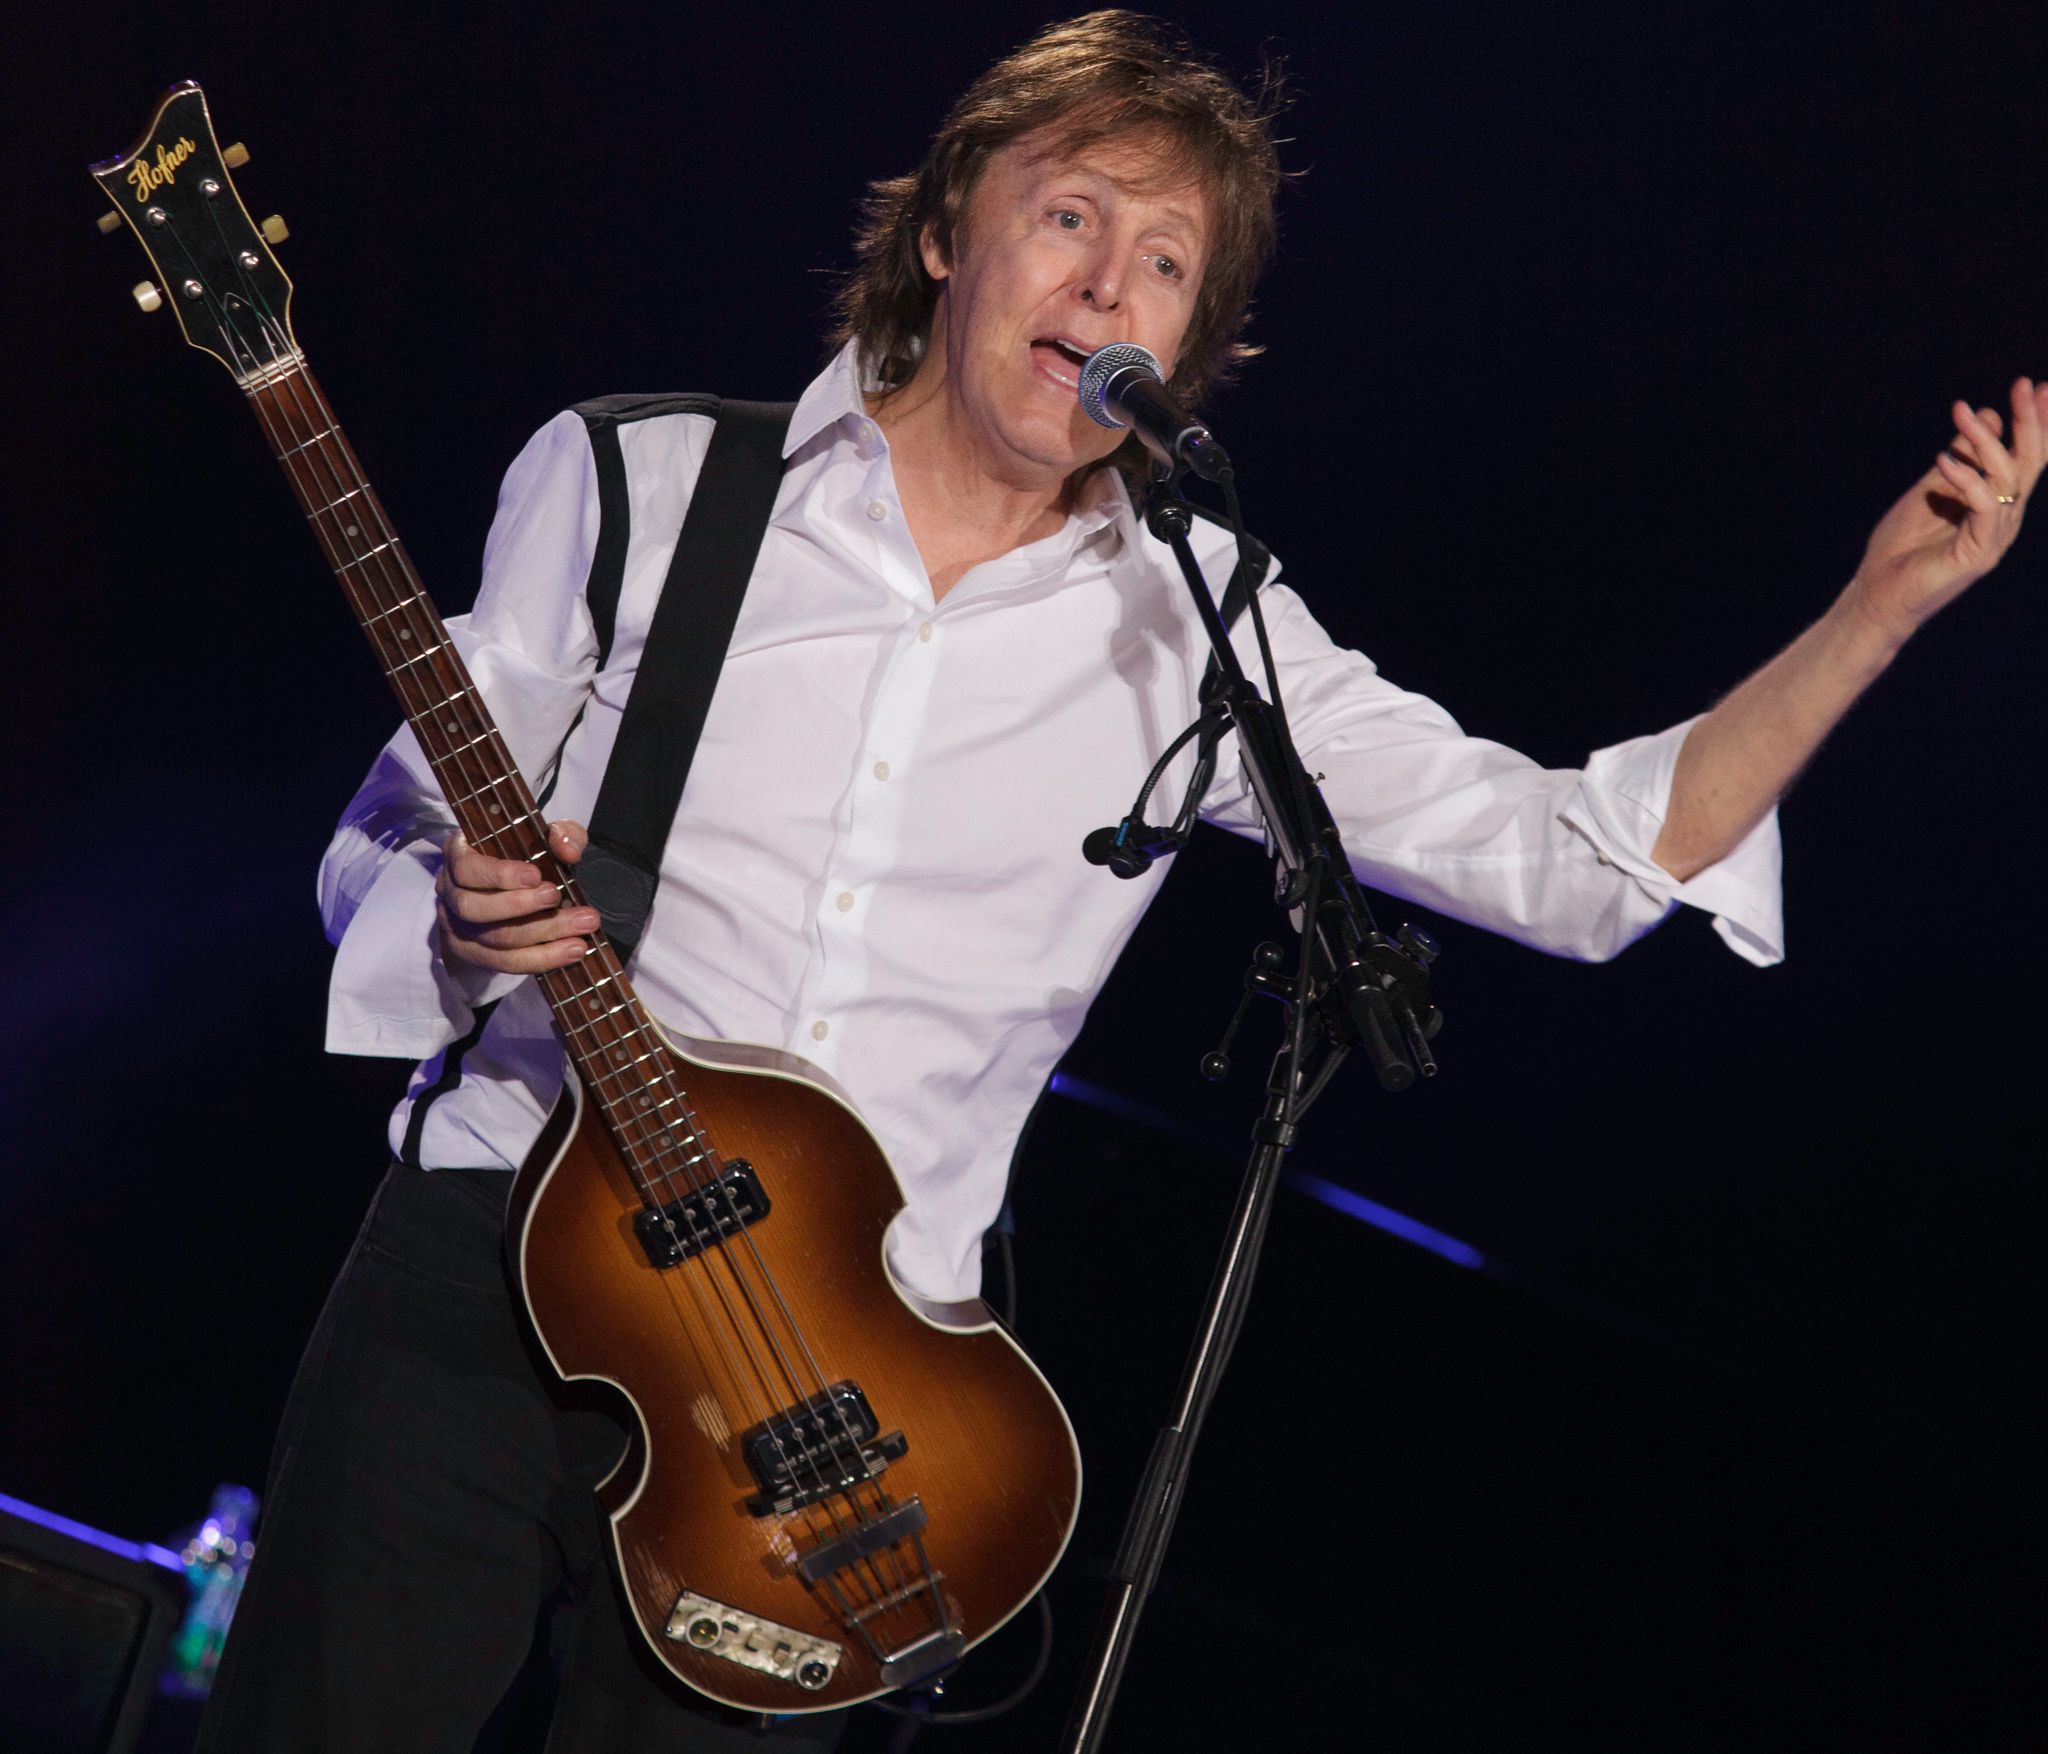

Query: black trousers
left=196, top=1161, right=846, bottom=1753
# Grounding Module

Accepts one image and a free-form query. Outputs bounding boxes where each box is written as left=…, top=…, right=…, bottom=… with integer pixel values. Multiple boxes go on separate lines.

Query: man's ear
left=919, top=220, right=952, bottom=283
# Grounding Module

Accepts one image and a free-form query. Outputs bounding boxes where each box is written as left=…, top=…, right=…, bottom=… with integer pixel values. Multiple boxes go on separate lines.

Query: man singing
left=199, top=12, right=2041, bottom=1751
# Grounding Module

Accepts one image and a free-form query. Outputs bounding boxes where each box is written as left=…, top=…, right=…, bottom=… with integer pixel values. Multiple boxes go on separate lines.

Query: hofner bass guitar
left=91, top=83, right=1080, bottom=1712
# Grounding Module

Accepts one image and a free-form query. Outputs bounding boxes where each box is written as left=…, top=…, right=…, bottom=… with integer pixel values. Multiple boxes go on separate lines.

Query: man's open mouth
left=1031, top=336, right=1093, bottom=387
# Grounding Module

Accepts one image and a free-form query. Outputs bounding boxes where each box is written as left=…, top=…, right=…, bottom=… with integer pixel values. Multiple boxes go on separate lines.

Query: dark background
left=6, top=2, right=2044, bottom=1748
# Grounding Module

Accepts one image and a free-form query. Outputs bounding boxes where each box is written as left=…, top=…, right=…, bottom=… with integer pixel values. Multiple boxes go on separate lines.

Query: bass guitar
left=90, top=81, right=1081, bottom=1713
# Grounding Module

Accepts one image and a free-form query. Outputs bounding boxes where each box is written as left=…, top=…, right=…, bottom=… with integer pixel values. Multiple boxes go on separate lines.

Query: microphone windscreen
left=1078, top=342, right=1162, bottom=430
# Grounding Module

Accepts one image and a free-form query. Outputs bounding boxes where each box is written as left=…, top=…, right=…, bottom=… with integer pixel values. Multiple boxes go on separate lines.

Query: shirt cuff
left=324, top=841, right=525, bottom=1056
left=1562, top=715, right=1786, bottom=967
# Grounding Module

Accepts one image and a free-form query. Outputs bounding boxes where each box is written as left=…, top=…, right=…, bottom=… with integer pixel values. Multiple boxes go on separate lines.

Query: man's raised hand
left=1847, top=375, right=2045, bottom=646
left=436, top=818, right=598, bottom=974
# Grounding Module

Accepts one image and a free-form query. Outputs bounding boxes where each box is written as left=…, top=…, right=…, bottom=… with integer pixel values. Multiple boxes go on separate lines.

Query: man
left=199, top=12, right=2042, bottom=1752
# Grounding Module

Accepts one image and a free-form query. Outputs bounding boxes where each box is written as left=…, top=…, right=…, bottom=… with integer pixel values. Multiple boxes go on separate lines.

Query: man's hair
left=832, top=11, right=1284, bottom=414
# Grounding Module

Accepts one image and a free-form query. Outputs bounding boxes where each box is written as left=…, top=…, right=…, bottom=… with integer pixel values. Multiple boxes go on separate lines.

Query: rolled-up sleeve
left=318, top=410, right=606, bottom=1056
left=1565, top=717, right=1783, bottom=965
left=1202, top=578, right=1785, bottom=966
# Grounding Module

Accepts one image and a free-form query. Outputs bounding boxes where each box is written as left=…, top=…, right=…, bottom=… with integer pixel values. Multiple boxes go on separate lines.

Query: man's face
left=920, top=127, right=1212, bottom=485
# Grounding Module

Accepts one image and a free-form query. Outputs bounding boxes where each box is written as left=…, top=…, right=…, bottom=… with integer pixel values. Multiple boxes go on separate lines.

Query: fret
left=363, top=592, right=429, bottom=628
left=468, top=823, right=539, bottom=854
left=445, top=768, right=522, bottom=809
left=381, top=640, right=450, bottom=678
left=589, top=1041, right=663, bottom=1079
left=612, top=1123, right=711, bottom=1173
left=425, top=728, right=498, bottom=761
left=558, top=998, right=640, bottom=1039
left=414, top=687, right=482, bottom=733
left=338, top=539, right=399, bottom=573
left=588, top=1054, right=669, bottom=1098
left=278, top=424, right=340, bottom=457
left=309, top=485, right=367, bottom=518
left=638, top=1146, right=716, bottom=1181
left=241, top=360, right=715, bottom=1204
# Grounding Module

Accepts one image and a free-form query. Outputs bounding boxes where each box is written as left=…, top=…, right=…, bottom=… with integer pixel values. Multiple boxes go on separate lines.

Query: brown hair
left=832, top=11, right=1284, bottom=417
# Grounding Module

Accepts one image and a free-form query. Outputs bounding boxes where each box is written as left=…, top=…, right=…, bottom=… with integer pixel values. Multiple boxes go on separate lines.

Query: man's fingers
left=443, top=831, right=547, bottom=894
left=438, top=901, right=596, bottom=973
left=1953, top=401, right=2018, bottom=494
left=2010, top=376, right=2044, bottom=476
left=467, top=906, right=601, bottom=951
left=549, top=819, right=590, bottom=863
left=444, top=879, right=578, bottom=926
left=1934, top=447, right=1999, bottom=516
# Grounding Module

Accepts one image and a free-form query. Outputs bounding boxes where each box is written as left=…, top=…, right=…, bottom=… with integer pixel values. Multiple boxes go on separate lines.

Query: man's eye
left=1150, top=254, right=1182, bottom=280
left=1054, top=209, right=1084, bottom=230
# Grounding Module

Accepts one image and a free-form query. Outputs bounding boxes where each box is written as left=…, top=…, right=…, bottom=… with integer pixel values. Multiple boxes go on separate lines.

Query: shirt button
left=866, top=500, right=889, bottom=522
left=834, top=891, right=855, bottom=913
left=810, top=1020, right=830, bottom=1042
left=917, top=622, right=933, bottom=643
left=872, top=760, right=891, bottom=782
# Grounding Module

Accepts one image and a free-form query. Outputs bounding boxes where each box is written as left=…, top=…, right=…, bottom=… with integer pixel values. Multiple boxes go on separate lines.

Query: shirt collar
left=781, top=339, right=874, bottom=458
left=784, top=337, right=1137, bottom=549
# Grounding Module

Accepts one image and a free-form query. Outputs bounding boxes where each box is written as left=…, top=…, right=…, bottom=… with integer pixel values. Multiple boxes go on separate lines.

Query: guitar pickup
left=741, top=1380, right=908, bottom=1516
left=632, top=1160, right=770, bottom=1268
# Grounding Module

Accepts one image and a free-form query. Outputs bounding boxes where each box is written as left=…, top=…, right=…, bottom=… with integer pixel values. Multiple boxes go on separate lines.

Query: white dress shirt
left=320, top=341, right=1784, bottom=1302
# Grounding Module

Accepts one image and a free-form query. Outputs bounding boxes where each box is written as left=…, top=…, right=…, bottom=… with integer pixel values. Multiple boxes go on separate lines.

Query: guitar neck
left=249, top=364, right=539, bottom=865
left=244, top=361, right=695, bottom=1196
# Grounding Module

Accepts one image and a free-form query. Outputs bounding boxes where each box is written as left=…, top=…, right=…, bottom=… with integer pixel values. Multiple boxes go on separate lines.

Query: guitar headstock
left=90, top=82, right=298, bottom=386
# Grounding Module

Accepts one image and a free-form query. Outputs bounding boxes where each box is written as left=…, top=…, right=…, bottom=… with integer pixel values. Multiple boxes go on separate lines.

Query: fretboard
left=244, top=360, right=709, bottom=1207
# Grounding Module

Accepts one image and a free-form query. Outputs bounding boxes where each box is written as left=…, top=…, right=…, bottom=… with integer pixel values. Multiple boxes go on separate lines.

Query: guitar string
left=233, top=338, right=797, bottom=1439
left=268, top=349, right=911, bottom=1555
left=235, top=339, right=788, bottom=1425
left=188, top=151, right=927, bottom=1613
left=156, top=179, right=910, bottom=1650
left=241, top=328, right=900, bottom=1582
left=136, top=240, right=834, bottom=1513
left=246, top=331, right=925, bottom=1633
left=232, top=344, right=869, bottom=1549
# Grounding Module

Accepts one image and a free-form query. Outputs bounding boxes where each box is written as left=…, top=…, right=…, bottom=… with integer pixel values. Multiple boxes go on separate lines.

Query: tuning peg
left=259, top=213, right=289, bottom=244
left=221, top=142, right=250, bottom=169
left=132, top=280, right=163, bottom=313
left=96, top=210, right=124, bottom=235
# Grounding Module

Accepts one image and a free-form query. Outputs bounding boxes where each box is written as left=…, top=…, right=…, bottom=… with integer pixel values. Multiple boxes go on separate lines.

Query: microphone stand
left=1058, top=469, right=1443, bottom=1754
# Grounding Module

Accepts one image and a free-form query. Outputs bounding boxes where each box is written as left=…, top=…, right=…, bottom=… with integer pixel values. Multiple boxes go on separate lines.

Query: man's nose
left=1078, top=248, right=1124, bottom=310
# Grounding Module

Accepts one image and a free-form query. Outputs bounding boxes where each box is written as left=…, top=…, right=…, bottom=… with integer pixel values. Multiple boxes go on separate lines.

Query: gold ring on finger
left=1996, top=491, right=2020, bottom=505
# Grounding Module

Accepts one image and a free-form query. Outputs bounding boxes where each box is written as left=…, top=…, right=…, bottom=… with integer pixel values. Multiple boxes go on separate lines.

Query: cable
left=870, top=1592, right=1056, bottom=1732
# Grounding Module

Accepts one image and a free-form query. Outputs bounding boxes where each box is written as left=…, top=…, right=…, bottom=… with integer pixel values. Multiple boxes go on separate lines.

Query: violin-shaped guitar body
left=510, top=1030, right=1081, bottom=1711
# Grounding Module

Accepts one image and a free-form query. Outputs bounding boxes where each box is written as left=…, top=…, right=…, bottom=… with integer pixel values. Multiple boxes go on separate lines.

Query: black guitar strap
left=576, top=397, right=797, bottom=962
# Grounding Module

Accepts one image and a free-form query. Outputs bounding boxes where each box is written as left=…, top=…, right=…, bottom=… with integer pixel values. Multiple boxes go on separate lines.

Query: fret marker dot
left=398, top=628, right=413, bottom=641
left=488, top=803, right=502, bottom=816
left=344, top=524, right=360, bottom=538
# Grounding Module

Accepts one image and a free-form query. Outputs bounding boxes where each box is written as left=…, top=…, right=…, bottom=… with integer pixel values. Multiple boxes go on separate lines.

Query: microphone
left=1076, top=343, right=1233, bottom=482
left=1081, top=818, right=1182, bottom=879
